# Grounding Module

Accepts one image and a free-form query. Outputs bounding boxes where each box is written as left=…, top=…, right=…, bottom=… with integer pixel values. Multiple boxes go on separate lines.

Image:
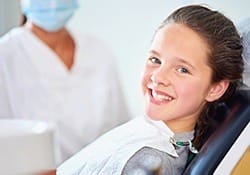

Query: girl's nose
left=150, top=68, right=170, bottom=87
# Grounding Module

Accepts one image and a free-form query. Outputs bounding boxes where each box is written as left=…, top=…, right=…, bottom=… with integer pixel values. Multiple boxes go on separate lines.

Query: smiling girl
left=56, top=5, right=243, bottom=175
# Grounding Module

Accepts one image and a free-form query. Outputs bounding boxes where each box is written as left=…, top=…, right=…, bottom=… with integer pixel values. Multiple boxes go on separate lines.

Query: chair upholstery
left=182, top=87, right=250, bottom=175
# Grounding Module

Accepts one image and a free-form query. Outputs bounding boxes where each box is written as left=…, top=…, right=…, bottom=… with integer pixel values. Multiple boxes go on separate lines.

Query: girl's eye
left=177, top=67, right=189, bottom=74
left=149, top=57, right=161, bottom=64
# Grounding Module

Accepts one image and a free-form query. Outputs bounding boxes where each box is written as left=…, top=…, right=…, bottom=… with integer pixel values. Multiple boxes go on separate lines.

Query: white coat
left=0, top=27, right=131, bottom=164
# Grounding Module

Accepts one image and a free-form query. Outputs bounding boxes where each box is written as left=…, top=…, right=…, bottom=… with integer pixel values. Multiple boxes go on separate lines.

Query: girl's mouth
left=151, top=89, right=173, bottom=101
left=147, top=84, right=174, bottom=105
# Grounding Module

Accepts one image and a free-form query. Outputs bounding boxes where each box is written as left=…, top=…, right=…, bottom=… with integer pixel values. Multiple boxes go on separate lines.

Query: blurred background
left=0, top=0, right=249, bottom=116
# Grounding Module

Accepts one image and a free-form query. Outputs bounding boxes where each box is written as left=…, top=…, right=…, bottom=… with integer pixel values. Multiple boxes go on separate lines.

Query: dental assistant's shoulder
left=68, top=27, right=118, bottom=64
left=0, top=27, right=28, bottom=55
left=0, top=27, right=27, bottom=43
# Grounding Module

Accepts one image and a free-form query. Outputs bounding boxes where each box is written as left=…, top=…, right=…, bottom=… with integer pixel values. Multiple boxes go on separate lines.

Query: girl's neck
left=165, top=116, right=197, bottom=133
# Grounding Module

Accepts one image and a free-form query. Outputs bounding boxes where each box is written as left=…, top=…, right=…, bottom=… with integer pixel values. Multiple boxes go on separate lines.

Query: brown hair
left=157, top=5, right=244, bottom=149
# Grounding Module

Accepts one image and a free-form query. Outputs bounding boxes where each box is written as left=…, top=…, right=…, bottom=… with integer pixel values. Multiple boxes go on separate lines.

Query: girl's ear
left=205, top=80, right=229, bottom=102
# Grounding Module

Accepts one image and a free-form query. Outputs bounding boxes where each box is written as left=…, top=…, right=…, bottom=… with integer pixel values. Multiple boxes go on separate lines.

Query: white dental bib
left=57, top=115, right=178, bottom=175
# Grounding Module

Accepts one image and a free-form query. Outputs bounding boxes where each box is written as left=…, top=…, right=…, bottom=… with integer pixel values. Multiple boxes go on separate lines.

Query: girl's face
left=141, top=23, right=226, bottom=132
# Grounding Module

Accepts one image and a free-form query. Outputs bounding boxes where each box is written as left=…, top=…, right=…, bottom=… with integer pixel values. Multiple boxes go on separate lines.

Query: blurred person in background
left=0, top=0, right=131, bottom=164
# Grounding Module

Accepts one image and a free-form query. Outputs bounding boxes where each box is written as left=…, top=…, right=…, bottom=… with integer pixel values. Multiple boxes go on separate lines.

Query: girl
left=56, top=5, right=243, bottom=175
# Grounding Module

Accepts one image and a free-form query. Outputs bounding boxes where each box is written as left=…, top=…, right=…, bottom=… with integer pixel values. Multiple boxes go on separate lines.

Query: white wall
left=69, top=0, right=250, bottom=116
left=0, top=0, right=20, bottom=36
left=1, top=0, right=249, bottom=116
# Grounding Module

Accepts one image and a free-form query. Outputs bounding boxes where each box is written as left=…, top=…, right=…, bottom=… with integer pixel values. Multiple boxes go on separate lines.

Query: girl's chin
left=144, top=102, right=167, bottom=121
left=146, top=112, right=164, bottom=121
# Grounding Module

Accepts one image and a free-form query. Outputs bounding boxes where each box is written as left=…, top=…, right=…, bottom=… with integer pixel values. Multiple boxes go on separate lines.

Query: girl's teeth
left=152, top=90, right=172, bottom=101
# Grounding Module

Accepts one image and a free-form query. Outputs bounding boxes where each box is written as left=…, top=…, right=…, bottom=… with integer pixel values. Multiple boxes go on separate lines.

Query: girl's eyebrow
left=149, top=50, right=161, bottom=57
left=175, top=57, right=196, bottom=70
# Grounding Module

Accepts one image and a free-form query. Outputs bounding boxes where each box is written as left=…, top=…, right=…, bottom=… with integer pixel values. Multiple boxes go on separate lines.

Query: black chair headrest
left=183, top=88, right=250, bottom=175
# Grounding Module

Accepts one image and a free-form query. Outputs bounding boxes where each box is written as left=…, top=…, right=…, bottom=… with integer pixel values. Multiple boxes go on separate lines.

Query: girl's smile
left=147, top=83, right=174, bottom=105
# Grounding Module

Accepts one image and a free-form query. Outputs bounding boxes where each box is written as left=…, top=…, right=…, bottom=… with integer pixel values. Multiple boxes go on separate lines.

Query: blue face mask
left=21, top=0, right=79, bottom=32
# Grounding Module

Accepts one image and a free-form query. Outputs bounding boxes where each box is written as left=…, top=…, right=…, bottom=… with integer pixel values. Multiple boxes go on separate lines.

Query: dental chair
left=182, top=86, right=250, bottom=175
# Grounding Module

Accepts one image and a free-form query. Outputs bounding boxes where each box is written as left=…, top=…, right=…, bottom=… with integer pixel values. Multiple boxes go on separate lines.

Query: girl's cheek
left=140, top=74, right=149, bottom=92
